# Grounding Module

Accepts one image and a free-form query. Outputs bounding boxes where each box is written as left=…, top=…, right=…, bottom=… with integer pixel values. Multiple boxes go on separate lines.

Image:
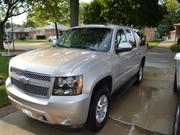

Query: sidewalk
left=149, top=40, right=176, bottom=53
left=146, top=40, right=176, bottom=68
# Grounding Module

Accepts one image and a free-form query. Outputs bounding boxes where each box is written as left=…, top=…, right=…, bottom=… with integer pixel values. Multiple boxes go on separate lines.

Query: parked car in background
left=174, top=53, right=180, bottom=135
left=48, top=36, right=55, bottom=42
left=6, top=24, right=146, bottom=132
left=48, top=36, right=61, bottom=44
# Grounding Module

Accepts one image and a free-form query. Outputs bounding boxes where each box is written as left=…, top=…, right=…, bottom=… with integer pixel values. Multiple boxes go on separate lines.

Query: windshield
left=54, top=28, right=113, bottom=52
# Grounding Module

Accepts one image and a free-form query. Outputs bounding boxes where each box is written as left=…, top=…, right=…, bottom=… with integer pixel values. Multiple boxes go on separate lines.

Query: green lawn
left=15, top=39, right=50, bottom=45
left=0, top=56, right=12, bottom=78
left=170, top=44, right=180, bottom=52
left=0, top=56, right=12, bottom=108
left=148, top=40, right=162, bottom=49
left=0, top=85, right=9, bottom=108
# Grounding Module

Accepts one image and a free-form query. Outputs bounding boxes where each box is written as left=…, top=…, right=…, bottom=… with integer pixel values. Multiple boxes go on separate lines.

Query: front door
left=112, top=29, right=133, bottom=90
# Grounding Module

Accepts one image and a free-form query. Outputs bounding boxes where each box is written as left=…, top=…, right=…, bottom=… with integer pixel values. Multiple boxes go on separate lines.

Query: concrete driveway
left=0, top=40, right=177, bottom=135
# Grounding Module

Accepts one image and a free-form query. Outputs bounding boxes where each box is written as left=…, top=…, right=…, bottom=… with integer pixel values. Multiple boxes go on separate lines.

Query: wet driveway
left=0, top=41, right=177, bottom=135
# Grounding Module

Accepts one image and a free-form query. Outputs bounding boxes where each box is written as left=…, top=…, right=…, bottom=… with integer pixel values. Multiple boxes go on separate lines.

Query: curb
left=0, top=105, right=17, bottom=118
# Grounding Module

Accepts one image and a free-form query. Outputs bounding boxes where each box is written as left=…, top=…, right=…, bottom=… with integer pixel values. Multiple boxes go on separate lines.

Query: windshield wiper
left=71, top=45, right=85, bottom=49
left=72, top=46, right=97, bottom=51
left=55, top=44, right=70, bottom=48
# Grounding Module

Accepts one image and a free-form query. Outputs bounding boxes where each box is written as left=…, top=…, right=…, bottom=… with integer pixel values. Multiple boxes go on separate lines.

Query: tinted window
left=115, top=29, right=127, bottom=48
left=125, top=29, right=136, bottom=47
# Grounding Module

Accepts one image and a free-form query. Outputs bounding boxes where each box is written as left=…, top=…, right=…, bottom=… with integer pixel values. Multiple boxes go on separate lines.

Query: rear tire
left=174, top=72, right=178, bottom=93
left=134, top=63, right=144, bottom=85
left=86, top=86, right=110, bottom=132
left=173, top=105, right=180, bottom=135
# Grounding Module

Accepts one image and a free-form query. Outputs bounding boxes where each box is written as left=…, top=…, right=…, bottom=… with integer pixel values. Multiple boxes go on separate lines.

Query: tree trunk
left=54, top=22, right=58, bottom=40
left=0, top=24, right=5, bottom=50
left=70, top=0, right=79, bottom=27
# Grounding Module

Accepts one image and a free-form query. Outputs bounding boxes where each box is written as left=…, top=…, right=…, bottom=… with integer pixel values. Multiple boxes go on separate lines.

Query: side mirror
left=115, top=42, right=133, bottom=53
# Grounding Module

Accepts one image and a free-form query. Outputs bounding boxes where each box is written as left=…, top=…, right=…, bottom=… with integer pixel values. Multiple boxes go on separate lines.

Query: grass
left=15, top=39, right=50, bottom=45
left=0, top=56, right=12, bottom=108
left=0, top=85, right=9, bottom=108
left=170, top=43, right=180, bottom=52
left=148, top=40, right=162, bottom=49
left=0, top=56, right=12, bottom=78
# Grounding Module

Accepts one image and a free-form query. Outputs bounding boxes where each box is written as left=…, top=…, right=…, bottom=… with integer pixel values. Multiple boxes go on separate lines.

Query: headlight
left=53, top=75, right=83, bottom=96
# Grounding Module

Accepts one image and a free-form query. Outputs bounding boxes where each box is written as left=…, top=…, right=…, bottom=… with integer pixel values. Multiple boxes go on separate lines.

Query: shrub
left=177, top=37, right=180, bottom=44
left=19, top=37, right=26, bottom=40
left=0, top=85, right=9, bottom=108
left=170, top=44, right=180, bottom=52
left=36, top=35, right=46, bottom=39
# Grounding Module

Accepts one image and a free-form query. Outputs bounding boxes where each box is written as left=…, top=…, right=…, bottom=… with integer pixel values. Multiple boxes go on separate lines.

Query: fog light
left=39, top=115, right=47, bottom=122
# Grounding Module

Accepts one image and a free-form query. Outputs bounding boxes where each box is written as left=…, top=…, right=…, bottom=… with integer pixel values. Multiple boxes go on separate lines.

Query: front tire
left=86, top=86, right=110, bottom=132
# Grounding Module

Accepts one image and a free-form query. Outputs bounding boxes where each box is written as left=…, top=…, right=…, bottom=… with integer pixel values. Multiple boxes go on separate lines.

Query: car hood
left=10, top=47, right=105, bottom=76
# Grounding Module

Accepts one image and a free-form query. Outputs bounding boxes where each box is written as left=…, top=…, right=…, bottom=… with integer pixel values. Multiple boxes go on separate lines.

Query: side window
left=115, top=29, right=127, bottom=48
left=125, top=29, right=136, bottom=47
left=133, top=31, right=141, bottom=45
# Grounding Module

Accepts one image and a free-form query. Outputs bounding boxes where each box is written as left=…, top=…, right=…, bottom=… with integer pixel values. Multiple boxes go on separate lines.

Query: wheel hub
left=96, top=95, right=108, bottom=123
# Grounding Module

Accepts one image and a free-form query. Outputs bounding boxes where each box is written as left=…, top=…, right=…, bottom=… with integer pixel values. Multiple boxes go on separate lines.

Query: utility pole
left=11, top=17, right=15, bottom=51
left=70, top=0, right=79, bottom=27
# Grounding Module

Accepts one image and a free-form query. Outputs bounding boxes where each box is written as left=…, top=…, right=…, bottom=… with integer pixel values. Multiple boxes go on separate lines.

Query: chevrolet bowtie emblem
left=19, top=76, right=29, bottom=84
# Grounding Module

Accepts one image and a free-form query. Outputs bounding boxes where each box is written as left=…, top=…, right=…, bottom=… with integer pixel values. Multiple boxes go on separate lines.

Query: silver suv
left=6, top=24, right=146, bottom=132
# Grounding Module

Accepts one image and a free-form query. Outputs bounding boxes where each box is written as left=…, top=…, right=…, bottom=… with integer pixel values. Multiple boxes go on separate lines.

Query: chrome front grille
left=10, top=67, right=51, bottom=82
left=11, top=78, right=49, bottom=97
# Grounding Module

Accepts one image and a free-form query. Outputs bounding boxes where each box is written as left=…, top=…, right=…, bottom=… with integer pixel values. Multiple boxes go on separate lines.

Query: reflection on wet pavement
left=0, top=112, right=131, bottom=135
left=109, top=65, right=177, bottom=134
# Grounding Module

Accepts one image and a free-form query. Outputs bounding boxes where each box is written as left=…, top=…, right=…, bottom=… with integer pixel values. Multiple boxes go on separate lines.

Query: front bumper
left=5, top=78, right=90, bottom=127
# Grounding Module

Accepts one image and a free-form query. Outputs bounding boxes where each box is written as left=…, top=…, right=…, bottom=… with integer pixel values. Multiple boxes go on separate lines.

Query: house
left=174, top=23, right=180, bottom=41
left=6, top=24, right=68, bottom=40
left=169, top=23, right=180, bottom=41
left=141, top=27, right=155, bottom=41
left=6, top=27, right=36, bottom=40
left=169, top=30, right=176, bottom=40
left=43, top=24, right=68, bottom=38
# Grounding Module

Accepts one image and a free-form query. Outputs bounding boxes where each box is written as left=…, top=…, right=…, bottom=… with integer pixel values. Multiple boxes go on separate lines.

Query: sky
left=13, top=0, right=92, bottom=25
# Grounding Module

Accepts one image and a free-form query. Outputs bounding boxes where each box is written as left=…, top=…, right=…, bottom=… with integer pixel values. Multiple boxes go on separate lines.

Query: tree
left=79, top=2, right=88, bottom=25
left=23, top=19, right=37, bottom=28
left=0, top=0, right=29, bottom=49
left=70, top=0, right=79, bottom=27
left=83, top=0, right=105, bottom=24
left=157, top=0, right=180, bottom=36
left=82, top=0, right=165, bottom=28
left=23, top=14, right=37, bottom=28
left=29, top=0, right=70, bottom=39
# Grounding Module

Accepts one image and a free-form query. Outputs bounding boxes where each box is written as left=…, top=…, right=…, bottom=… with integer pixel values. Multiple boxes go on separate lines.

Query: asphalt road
left=0, top=40, right=177, bottom=135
